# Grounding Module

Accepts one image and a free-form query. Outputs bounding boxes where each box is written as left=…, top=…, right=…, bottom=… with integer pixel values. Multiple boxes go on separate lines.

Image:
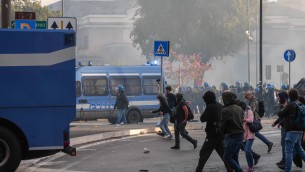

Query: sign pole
left=289, top=61, right=291, bottom=89
left=161, top=56, right=164, bottom=94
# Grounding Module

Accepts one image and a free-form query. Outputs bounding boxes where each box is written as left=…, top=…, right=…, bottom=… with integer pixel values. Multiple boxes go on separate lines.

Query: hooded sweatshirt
left=200, top=91, right=223, bottom=137
left=219, top=92, right=244, bottom=135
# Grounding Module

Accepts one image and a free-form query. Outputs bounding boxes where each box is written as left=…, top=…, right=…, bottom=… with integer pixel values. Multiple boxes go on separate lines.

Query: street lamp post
left=259, top=0, right=263, bottom=95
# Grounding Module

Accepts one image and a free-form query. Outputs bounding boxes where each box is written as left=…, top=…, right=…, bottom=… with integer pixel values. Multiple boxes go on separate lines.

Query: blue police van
left=76, top=65, right=165, bottom=124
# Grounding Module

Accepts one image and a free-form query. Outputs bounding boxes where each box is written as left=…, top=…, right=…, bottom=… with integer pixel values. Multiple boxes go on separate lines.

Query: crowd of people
left=178, top=81, right=294, bottom=119
left=114, top=81, right=305, bottom=172
left=156, top=84, right=305, bottom=172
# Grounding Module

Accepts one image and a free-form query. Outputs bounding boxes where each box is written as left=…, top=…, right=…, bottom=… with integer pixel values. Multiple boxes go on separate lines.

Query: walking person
left=114, top=85, right=129, bottom=126
left=195, top=91, right=232, bottom=172
left=277, top=89, right=305, bottom=172
left=171, top=93, right=197, bottom=150
left=245, top=90, right=274, bottom=153
left=165, top=86, right=177, bottom=124
left=238, top=101, right=255, bottom=172
left=218, top=91, right=244, bottom=172
left=272, top=91, right=289, bottom=167
left=152, top=93, right=173, bottom=139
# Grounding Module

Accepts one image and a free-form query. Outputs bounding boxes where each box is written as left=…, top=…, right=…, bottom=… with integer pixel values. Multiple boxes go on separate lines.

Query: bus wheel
left=0, top=127, right=22, bottom=172
left=108, top=117, right=117, bottom=124
left=127, top=110, right=141, bottom=124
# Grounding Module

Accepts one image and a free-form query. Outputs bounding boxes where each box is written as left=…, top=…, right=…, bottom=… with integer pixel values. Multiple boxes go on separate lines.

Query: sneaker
left=247, top=167, right=254, bottom=172
left=165, top=135, right=173, bottom=140
left=171, top=145, right=180, bottom=150
left=157, top=132, right=165, bottom=137
left=116, top=124, right=120, bottom=127
left=267, top=142, right=273, bottom=153
left=278, top=164, right=285, bottom=170
left=253, top=154, right=260, bottom=165
left=276, top=160, right=285, bottom=166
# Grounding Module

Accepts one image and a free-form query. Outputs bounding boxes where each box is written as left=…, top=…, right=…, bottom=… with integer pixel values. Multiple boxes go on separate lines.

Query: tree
left=131, top=0, right=258, bottom=58
left=0, top=0, right=61, bottom=24
left=131, top=0, right=258, bottom=85
left=164, top=52, right=211, bottom=86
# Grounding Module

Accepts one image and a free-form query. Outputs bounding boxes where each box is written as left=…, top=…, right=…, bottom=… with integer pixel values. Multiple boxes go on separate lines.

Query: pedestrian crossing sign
left=154, top=41, right=170, bottom=57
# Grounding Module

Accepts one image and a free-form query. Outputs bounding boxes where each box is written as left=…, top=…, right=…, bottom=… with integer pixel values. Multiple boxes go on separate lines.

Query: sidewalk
left=70, top=116, right=276, bottom=147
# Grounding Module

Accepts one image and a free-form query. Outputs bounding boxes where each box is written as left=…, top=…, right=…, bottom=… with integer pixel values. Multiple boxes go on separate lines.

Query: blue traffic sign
left=284, top=49, right=296, bottom=62
left=154, top=41, right=170, bottom=57
left=15, top=20, right=36, bottom=29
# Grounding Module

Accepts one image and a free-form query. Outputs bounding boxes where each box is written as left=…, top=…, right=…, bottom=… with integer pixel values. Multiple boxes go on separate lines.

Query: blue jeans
left=285, top=131, right=305, bottom=172
left=159, top=113, right=172, bottom=137
left=281, top=127, right=287, bottom=161
left=255, top=131, right=272, bottom=146
left=223, top=134, right=243, bottom=172
left=244, top=139, right=254, bottom=167
left=116, top=109, right=127, bottom=124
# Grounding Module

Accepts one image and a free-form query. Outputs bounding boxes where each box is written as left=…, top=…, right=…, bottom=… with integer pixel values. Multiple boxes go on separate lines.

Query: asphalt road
left=17, top=123, right=305, bottom=172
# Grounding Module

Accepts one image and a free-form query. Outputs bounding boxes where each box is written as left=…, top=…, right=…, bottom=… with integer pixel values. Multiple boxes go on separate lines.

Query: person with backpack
left=277, top=89, right=305, bottom=171
left=114, top=85, right=129, bottom=126
left=195, top=91, right=232, bottom=172
left=170, top=93, right=197, bottom=150
left=245, top=90, right=274, bottom=153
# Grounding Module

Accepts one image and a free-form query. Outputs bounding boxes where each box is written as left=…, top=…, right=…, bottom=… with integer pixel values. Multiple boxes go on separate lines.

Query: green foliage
left=131, top=0, right=258, bottom=61
left=11, top=0, right=61, bottom=21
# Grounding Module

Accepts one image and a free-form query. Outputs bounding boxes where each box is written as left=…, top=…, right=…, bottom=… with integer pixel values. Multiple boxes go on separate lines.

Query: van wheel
left=127, top=110, right=141, bottom=124
left=0, top=127, right=22, bottom=172
left=107, top=117, right=116, bottom=124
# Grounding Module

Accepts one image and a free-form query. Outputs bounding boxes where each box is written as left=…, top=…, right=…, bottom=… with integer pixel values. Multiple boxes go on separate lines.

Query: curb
left=70, top=123, right=204, bottom=146
left=70, top=118, right=274, bottom=146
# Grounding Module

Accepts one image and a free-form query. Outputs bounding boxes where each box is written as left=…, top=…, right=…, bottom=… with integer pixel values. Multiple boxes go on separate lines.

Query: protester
left=277, top=89, right=305, bottom=171
left=245, top=90, right=274, bottom=153
left=171, top=93, right=197, bottom=150
left=237, top=101, right=255, bottom=172
left=152, top=93, right=173, bottom=139
left=195, top=91, right=232, bottom=172
left=218, top=91, right=244, bottom=172
left=272, top=91, right=289, bottom=167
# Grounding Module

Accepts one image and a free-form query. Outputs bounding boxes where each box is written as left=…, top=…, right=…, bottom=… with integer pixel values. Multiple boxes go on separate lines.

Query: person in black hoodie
left=218, top=91, right=244, bottom=172
left=195, top=91, right=232, bottom=172
left=171, top=93, right=197, bottom=150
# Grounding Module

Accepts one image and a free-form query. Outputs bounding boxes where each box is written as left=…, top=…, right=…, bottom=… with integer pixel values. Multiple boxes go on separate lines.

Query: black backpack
left=257, top=99, right=265, bottom=118
left=186, top=104, right=194, bottom=121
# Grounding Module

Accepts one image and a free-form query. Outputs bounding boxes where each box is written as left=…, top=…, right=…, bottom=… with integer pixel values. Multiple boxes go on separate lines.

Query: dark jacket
left=166, top=92, right=176, bottom=109
left=114, top=92, right=129, bottom=109
left=278, top=101, right=299, bottom=131
left=219, top=92, right=244, bottom=135
left=152, top=99, right=171, bottom=115
left=201, top=91, right=223, bottom=137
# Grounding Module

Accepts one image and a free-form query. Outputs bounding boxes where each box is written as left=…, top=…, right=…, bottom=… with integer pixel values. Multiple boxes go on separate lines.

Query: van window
left=110, top=76, right=141, bottom=96
left=143, top=77, right=159, bottom=95
left=82, top=76, right=108, bottom=96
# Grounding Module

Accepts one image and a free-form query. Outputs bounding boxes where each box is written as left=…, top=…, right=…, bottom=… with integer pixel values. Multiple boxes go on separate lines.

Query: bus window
left=143, top=77, right=159, bottom=95
left=76, top=81, right=81, bottom=97
left=110, top=76, right=141, bottom=96
left=82, top=76, right=108, bottom=96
